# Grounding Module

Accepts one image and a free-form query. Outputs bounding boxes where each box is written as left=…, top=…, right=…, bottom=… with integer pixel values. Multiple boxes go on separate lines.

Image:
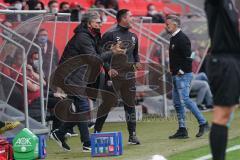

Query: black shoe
left=88, top=122, right=95, bottom=129
left=83, top=141, right=91, bottom=152
left=128, top=134, right=141, bottom=145
left=50, top=130, right=71, bottom=151
left=93, top=129, right=100, bottom=133
left=198, top=104, right=206, bottom=110
left=196, top=122, right=210, bottom=137
left=169, top=127, right=189, bottom=139
left=206, top=105, right=213, bottom=109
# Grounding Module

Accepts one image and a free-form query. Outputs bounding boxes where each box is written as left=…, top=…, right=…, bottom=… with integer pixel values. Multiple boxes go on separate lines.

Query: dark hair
left=4, top=0, right=23, bottom=4
left=36, top=1, right=45, bottom=10
left=28, top=49, right=38, bottom=62
left=116, top=9, right=129, bottom=23
left=27, top=0, right=38, bottom=10
left=37, top=28, right=48, bottom=36
left=147, top=3, right=154, bottom=11
left=48, top=0, right=58, bottom=8
left=59, top=1, right=69, bottom=10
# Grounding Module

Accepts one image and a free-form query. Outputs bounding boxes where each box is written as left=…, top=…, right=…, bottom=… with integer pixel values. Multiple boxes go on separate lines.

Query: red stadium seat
left=118, top=0, right=136, bottom=9
left=151, top=1, right=165, bottom=11
left=106, top=16, right=117, bottom=23
left=39, top=0, right=92, bottom=9
left=164, top=3, right=182, bottom=15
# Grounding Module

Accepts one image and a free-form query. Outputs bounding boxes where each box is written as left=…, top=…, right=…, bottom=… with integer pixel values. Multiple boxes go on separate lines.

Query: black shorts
left=206, top=54, right=240, bottom=106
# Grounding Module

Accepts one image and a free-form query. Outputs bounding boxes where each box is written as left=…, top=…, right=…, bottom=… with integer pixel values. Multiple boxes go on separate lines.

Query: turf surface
left=46, top=109, right=240, bottom=160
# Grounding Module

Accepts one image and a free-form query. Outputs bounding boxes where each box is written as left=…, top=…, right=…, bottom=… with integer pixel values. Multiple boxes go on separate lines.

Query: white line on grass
left=194, top=145, right=240, bottom=160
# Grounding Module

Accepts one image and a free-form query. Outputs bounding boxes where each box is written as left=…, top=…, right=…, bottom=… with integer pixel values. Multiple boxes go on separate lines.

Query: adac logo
left=15, top=137, right=32, bottom=146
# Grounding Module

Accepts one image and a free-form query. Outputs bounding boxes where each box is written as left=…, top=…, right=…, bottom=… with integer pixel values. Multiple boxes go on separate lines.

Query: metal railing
left=0, top=8, right=169, bottom=117
left=0, top=21, right=45, bottom=125
left=0, top=32, right=29, bottom=128
left=0, top=3, right=7, bottom=9
left=178, top=0, right=205, bottom=17
left=0, top=9, right=71, bottom=125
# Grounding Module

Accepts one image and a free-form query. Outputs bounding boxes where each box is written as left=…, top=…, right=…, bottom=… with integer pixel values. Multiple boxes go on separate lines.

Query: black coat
left=169, top=31, right=192, bottom=75
left=60, top=24, right=102, bottom=64
left=59, top=24, right=111, bottom=86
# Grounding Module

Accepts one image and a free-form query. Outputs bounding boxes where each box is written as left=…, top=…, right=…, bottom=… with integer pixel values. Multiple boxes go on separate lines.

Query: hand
left=177, top=69, right=184, bottom=76
left=56, top=87, right=65, bottom=94
left=53, top=92, right=67, bottom=99
left=135, top=63, right=142, bottom=70
left=108, top=69, right=118, bottom=78
left=111, top=41, right=126, bottom=54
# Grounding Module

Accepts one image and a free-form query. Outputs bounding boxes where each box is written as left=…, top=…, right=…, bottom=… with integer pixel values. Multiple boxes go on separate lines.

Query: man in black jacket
left=205, top=0, right=240, bottom=160
left=94, top=9, right=141, bottom=145
left=166, top=15, right=209, bottom=139
left=50, top=11, right=123, bottom=152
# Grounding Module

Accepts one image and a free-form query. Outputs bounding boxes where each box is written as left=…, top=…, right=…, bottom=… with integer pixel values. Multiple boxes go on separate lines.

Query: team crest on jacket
left=171, top=44, right=175, bottom=49
left=229, top=2, right=233, bottom=11
left=132, top=36, right=136, bottom=44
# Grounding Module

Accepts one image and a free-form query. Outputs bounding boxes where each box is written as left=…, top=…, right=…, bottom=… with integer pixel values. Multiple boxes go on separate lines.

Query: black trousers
left=95, top=77, right=137, bottom=136
left=0, top=121, right=4, bottom=128
left=47, top=97, right=64, bottom=131
left=56, top=96, right=90, bottom=144
left=29, top=96, right=61, bottom=122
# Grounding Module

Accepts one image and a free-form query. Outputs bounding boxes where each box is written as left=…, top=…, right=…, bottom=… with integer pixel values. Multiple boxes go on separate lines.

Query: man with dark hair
left=205, top=0, right=240, bottom=160
left=58, top=1, right=71, bottom=21
left=48, top=0, right=59, bottom=13
left=59, top=1, right=70, bottom=13
left=165, top=15, right=209, bottom=139
left=94, top=9, right=141, bottom=145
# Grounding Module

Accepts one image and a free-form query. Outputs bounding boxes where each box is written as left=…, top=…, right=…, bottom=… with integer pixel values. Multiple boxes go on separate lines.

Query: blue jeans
left=172, top=73, right=206, bottom=128
left=194, top=72, right=209, bottom=82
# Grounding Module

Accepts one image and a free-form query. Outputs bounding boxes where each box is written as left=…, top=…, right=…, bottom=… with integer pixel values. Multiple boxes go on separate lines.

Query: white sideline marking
left=194, top=145, right=240, bottom=160
left=149, top=155, right=167, bottom=160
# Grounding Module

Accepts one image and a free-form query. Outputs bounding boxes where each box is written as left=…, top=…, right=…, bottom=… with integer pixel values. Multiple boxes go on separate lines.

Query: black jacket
left=102, top=25, right=140, bottom=79
left=60, top=24, right=110, bottom=64
left=59, top=24, right=111, bottom=86
left=205, top=0, right=240, bottom=55
left=102, top=25, right=140, bottom=64
left=169, top=30, right=192, bottom=75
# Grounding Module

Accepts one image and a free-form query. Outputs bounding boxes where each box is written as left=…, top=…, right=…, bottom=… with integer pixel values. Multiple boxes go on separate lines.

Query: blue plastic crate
left=91, top=132, right=123, bottom=157
left=38, top=135, right=47, bottom=159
